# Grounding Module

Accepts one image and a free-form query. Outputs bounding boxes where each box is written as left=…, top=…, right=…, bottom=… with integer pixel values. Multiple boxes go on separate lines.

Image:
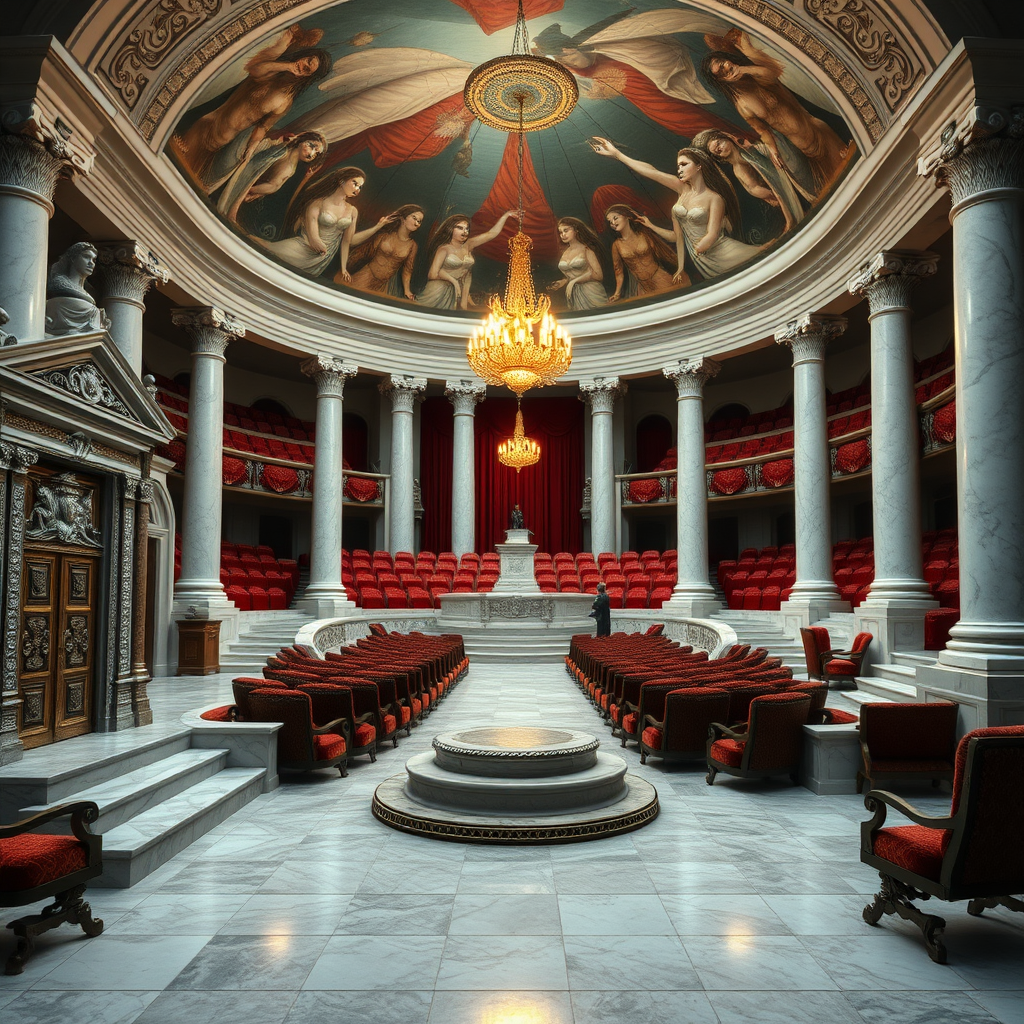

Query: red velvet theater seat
left=0, top=801, right=104, bottom=974
left=861, top=725, right=1024, bottom=963
left=640, top=687, right=731, bottom=765
left=247, top=688, right=349, bottom=775
left=856, top=701, right=959, bottom=793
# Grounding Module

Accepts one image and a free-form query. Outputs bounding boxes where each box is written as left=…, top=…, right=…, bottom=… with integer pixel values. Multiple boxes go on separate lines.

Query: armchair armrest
left=861, top=788, right=957, bottom=855
left=643, top=714, right=665, bottom=730
left=313, top=717, right=352, bottom=743
left=0, top=801, right=100, bottom=841
left=708, top=721, right=748, bottom=742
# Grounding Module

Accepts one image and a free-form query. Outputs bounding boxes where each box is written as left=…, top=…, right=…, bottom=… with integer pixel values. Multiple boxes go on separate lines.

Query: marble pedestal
left=780, top=596, right=851, bottom=636
left=493, top=529, right=539, bottom=593
left=915, top=659, right=1024, bottom=731
left=854, top=599, right=936, bottom=670
left=372, top=725, right=658, bottom=843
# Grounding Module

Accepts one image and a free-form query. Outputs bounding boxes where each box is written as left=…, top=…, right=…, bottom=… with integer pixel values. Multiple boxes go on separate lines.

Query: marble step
left=228, top=638, right=295, bottom=653
left=97, top=767, right=266, bottom=888
left=871, top=662, right=918, bottom=684
left=0, top=728, right=192, bottom=820
left=851, top=673, right=918, bottom=702
left=891, top=650, right=939, bottom=669
left=19, top=748, right=228, bottom=835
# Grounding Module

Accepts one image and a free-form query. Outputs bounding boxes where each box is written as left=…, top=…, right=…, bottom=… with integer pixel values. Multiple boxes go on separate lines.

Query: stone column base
left=664, top=592, right=720, bottom=619
left=780, top=597, right=851, bottom=635
left=299, top=594, right=356, bottom=619
left=0, top=699, right=25, bottom=766
left=854, top=598, right=937, bottom=670
left=108, top=676, right=137, bottom=732
left=916, top=658, right=1024, bottom=731
left=131, top=671, right=153, bottom=727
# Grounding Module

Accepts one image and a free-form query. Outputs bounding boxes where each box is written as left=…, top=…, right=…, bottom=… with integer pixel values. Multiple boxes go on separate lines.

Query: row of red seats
left=222, top=628, right=468, bottom=772
left=565, top=631, right=853, bottom=767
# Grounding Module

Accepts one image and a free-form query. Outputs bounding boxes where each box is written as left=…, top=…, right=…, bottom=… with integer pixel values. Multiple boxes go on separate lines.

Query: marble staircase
left=707, top=608, right=808, bottom=675
left=2, top=725, right=266, bottom=888
left=219, top=608, right=313, bottom=674
left=458, top=623, right=590, bottom=663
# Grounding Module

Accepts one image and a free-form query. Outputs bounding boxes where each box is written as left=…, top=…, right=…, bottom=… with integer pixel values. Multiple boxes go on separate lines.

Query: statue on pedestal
left=510, top=504, right=524, bottom=530
left=45, top=242, right=111, bottom=336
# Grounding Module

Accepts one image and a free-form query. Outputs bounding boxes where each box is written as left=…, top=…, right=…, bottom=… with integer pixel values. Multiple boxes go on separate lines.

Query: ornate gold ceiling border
left=802, top=0, right=925, bottom=114
left=115, top=0, right=900, bottom=147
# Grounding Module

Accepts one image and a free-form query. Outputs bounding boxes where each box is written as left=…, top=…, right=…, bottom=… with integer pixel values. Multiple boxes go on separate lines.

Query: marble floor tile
left=764, top=894, right=882, bottom=935
left=557, top=893, right=674, bottom=935
left=31, top=934, right=212, bottom=991
left=801, top=934, right=971, bottom=990
left=284, top=990, right=432, bottom=1024
left=218, top=894, right=353, bottom=935
left=570, top=990, right=719, bottom=1024
left=435, top=934, right=568, bottom=991
left=644, top=861, right=756, bottom=894
left=706, top=990, right=862, bottom=1024
left=0, top=989, right=160, bottom=1024
left=738, top=862, right=859, bottom=895
left=259, top=858, right=370, bottom=895
left=134, top=989, right=297, bottom=1024
left=551, top=860, right=655, bottom=895
left=338, top=894, right=454, bottom=935
left=168, top=934, right=329, bottom=990
left=449, top=894, right=561, bottom=935
left=847, top=990, right=1004, bottom=1024
left=106, top=893, right=250, bottom=935
left=969, top=992, right=1024, bottom=1024
left=357, top=860, right=464, bottom=895
left=683, top=935, right=839, bottom=991
left=158, top=859, right=279, bottom=894
left=302, top=934, right=445, bottom=990
left=429, top=989, right=573, bottom=1024
left=564, top=935, right=699, bottom=991
left=661, top=893, right=791, bottom=936
left=457, top=857, right=556, bottom=894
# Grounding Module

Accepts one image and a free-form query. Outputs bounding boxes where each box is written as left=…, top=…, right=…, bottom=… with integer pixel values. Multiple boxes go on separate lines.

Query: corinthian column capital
left=302, top=355, right=358, bottom=398
left=579, top=377, right=626, bottom=414
left=662, top=357, right=721, bottom=398
left=95, top=241, right=170, bottom=307
left=380, top=374, right=426, bottom=413
left=775, top=314, right=847, bottom=364
left=171, top=307, right=245, bottom=358
left=847, top=250, right=940, bottom=314
left=445, top=378, right=486, bottom=414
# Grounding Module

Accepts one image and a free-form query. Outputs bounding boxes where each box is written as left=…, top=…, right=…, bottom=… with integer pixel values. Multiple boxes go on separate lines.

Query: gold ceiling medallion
left=463, top=54, right=578, bottom=133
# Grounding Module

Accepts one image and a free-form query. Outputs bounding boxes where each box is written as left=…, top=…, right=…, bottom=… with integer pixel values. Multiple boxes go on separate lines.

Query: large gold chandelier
left=497, top=401, right=541, bottom=473
left=464, top=0, right=575, bottom=424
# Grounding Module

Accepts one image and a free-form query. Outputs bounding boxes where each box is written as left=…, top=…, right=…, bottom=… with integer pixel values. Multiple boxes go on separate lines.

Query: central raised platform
left=372, top=725, right=658, bottom=844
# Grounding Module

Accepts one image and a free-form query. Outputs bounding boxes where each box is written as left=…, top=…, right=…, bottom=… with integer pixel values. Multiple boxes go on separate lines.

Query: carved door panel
left=18, top=467, right=103, bottom=748
left=18, top=553, right=58, bottom=748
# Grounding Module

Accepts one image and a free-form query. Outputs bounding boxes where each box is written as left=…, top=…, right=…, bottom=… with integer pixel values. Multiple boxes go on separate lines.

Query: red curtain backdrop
left=420, top=398, right=455, bottom=553
left=343, top=413, right=368, bottom=471
left=419, top=395, right=584, bottom=554
left=635, top=414, right=673, bottom=472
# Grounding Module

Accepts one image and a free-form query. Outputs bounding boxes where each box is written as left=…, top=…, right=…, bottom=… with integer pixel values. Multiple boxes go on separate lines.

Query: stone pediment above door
left=0, top=331, right=175, bottom=457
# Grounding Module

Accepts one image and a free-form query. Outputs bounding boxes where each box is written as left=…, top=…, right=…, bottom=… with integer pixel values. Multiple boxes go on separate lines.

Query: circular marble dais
left=373, top=724, right=658, bottom=844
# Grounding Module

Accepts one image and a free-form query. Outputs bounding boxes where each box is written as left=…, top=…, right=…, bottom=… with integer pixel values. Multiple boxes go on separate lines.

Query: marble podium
left=492, top=527, right=539, bottom=593
left=372, top=726, right=659, bottom=842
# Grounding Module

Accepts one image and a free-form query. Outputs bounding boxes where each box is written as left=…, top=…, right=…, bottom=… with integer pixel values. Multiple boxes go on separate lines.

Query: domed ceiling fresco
left=166, top=0, right=859, bottom=318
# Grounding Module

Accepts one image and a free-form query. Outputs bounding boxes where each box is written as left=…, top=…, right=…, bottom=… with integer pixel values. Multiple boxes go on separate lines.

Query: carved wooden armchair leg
left=967, top=895, right=1024, bottom=917
left=5, top=884, right=103, bottom=975
left=705, top=765, right=718, bottom=786
left=862, top=873, right=947, bottom=964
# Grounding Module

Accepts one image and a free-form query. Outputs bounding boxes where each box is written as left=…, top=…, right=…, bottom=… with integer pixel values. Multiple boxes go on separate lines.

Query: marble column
left=915, top=113, right=1024, bottom=727
left=445, top=379, right=486, bottom=557
left=301, top=355, right=358, bottom=617
left=662, top=358, right=721, bottom=616
left=94, top=241, right=169, bottom=376
left=775, top=314, right=849, bottom=629
left=0, top=132, right=74, bottom=342
left=171, top=307, right=244, bottom=639
left=380, top=375, right=426, bottom=556
left=848, top=251, right=939, bottom=665
left=0, top=441, right=38, bottom=765
left=580, top=377, right=626, bottom=557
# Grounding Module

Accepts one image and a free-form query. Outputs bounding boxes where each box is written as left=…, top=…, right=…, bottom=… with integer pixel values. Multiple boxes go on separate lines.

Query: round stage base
left=372, top=725, right=658, bottom=844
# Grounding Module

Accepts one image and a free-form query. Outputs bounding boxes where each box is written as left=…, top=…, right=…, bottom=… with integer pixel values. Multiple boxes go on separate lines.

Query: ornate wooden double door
left=18, top=469, right=103, bottom=748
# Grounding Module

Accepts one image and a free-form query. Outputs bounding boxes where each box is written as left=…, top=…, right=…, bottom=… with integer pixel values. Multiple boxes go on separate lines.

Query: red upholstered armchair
left=861, top=725, right=1024, bottom=963
left=1, top=801, right=103, bottom=974
left=640, top=687, right=731, bottom=765
left=799, top=628, right=872, bottom=688
left=248, top=688, right=350, bottom=775
left=706, top=692, right=811, bottom=785
left=856, top=702, right=959, bottom=794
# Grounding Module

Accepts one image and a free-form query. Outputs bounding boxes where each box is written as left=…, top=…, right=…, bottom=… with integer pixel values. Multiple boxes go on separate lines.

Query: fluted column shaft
left=382, top=376, right=426, bottom=555
left=446, top=379, right=486, bottom=557
left=302, top=357, right=358, bottom=611
left=95, top=241, right=169, bottom=375
left=0, top=134, right=69, bottom=341
left=580, top=378, right=625, bottom=556
left=850, top=252, right=938, bottom=601
left=932, top=130, right=1024, bottom=660
left=663, top=359, right=720, bottom=612
left=172, top=308, right=244, bottom=602
left=776, top=316, right=847, bottom=609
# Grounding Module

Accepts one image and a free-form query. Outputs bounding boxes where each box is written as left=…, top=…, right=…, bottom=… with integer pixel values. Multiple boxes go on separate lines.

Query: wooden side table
left=176, top=619, right=221, bottom=675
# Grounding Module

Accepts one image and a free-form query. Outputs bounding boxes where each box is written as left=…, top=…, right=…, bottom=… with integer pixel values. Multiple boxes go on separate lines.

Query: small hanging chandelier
left=498, top=400, right=541, bottom=473
left=464, top=0, right=574, bottom=400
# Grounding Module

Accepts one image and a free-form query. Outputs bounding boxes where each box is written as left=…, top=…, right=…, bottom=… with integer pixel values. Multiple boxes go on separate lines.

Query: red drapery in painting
left=448, top=0, right=565, bottom=35
left=472, top=134, right=559, bottom=263
left=589, top=183, right=672, bottom=234
left=419, top=396, right=584, bottom=554
left=635, top=414, right=673, bottom=472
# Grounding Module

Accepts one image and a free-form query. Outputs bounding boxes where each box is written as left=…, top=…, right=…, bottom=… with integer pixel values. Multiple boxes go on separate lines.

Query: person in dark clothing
left=590, top=581, right=612, bottom=637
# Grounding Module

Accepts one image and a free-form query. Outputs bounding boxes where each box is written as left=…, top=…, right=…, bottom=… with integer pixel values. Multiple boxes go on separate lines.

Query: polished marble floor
left=2, top=662, right=1022, bottom=1024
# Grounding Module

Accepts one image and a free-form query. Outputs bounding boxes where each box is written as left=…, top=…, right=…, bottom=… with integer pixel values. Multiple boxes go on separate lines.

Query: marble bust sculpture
left=45, top=242, right=111, bottom=337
